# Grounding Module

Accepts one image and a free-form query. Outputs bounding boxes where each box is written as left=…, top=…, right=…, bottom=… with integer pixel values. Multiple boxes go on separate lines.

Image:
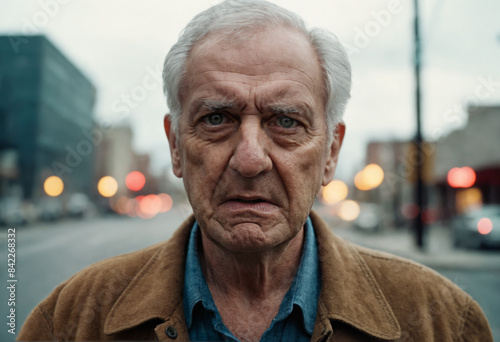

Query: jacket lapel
left=104, top=216, right=195, bottom=335
left=311, top=211, right=401, bottom=340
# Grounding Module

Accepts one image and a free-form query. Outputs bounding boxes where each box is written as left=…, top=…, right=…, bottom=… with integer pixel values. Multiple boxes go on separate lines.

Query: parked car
left=67, top=193, right=90, bottom=218
left=39, top=198, right=63, bottom=221
left=452, top=204, right=500, bottom=249
left=354, top=203, right=381, bottom=233
left=0, top=197, right=25, bottom=226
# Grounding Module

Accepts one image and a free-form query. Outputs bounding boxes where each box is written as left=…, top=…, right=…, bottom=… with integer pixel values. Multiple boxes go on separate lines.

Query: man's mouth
left=232, top=198, right=267, bottom=204
left=222, top=196, right=278, bottom=212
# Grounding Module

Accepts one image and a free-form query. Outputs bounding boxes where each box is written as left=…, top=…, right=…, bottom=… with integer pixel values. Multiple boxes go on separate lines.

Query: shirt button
left=165, top=326, right=178, bottom=339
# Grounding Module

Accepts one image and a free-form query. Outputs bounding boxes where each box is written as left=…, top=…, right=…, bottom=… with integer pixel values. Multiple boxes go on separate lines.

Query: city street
left=1, top=208, right=499, bottom=341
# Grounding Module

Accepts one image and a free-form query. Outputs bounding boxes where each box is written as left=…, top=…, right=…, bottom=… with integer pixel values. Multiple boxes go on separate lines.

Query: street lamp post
left=413, top=0, right=425, bottom=249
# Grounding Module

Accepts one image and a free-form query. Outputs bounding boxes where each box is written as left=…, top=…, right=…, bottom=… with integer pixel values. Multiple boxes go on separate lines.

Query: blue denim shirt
left=183, top=217, right=321, bottom=341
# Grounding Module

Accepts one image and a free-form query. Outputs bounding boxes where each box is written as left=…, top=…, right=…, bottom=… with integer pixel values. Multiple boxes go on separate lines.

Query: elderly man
left=19, top=0, right=492, bottom=341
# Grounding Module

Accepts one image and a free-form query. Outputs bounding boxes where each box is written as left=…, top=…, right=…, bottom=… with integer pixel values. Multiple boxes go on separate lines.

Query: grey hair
left=163, top=0, right=351, bottom=143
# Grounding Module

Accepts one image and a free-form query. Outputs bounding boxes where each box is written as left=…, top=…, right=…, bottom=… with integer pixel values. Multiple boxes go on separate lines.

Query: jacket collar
left=310, top=211, right=401, bottom=340
left=104, top=212, right=401, bottom=340
left=104, top=215, right=195, bottom=335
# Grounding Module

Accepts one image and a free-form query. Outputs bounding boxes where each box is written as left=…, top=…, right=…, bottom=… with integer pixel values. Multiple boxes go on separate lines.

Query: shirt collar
left=182, top=217, right=320, bottom=334
left=183, top=221, right=209, bottom=328
left=286, top=216, right=321, bottom=334
left=309, top=211, right=401, bottom=340
left=183, top=222, right=239, bottom=341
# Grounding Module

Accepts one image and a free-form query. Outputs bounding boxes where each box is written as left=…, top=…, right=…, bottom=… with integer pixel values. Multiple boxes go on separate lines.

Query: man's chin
left=210, top=220, right=284, bottom=253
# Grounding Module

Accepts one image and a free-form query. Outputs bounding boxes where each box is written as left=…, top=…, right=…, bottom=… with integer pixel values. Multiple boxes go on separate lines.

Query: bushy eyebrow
left=189, top=99, right=310, bottom=119
left=191, top=99, right=235, bottom=114
left=268, top=105, right=301, bottom=115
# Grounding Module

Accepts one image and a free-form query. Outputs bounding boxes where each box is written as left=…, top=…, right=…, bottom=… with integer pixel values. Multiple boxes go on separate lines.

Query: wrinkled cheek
left=301, top=151, right=323, bottom=179
left=296, top=159, right=324, bottom=205
left=181, top=144, right=221, bottom=218
left=183, top=141, right=205, bottom=169
left=182, top=146, right=205, bottom=194
left=183, top=173, right=215, bottom=223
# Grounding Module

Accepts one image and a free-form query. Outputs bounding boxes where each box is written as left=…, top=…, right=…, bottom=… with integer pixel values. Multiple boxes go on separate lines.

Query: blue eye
left=277, top=116, right=297, bottom=128
left=205, top=113, right=225, bottom=125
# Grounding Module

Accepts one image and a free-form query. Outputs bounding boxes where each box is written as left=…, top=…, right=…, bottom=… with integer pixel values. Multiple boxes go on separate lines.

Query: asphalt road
left=1, top=209, right=498, bottom=341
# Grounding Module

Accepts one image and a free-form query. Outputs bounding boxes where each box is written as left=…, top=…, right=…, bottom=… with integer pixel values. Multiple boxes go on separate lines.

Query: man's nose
left=229, top=121, right=272, bottom=178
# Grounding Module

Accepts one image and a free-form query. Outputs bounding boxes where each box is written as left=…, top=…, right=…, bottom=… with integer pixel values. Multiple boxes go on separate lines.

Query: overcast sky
left=1, top=0, right=500, bottom=181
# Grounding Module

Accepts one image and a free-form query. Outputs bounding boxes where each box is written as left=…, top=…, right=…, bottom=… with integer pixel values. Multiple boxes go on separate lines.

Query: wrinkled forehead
left=184, top=26, right=326, bottom=104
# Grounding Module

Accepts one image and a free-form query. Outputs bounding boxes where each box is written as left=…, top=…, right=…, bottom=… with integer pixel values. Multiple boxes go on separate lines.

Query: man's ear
left=164, top=114, right=182, bottom=178
left=322, top=123, right=346, bottom=186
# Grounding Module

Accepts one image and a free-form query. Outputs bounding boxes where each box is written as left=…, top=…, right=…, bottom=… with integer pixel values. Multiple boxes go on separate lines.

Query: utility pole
left=413, top=0, right=425, bottom=249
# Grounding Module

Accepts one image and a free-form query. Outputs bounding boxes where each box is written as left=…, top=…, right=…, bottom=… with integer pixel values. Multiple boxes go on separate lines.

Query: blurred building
left=134, top=153, right=158, bottom=195
left=94, top=124, right=179, bottom=199
left=360, top=104, right=500, bottom=226
left=0, top=35, right=96, bottom=200
left=94, top=124, right=135, bottom=198
left=358, top=140, right=436, bottom=228
left=435, top=104, right=500, bottom=215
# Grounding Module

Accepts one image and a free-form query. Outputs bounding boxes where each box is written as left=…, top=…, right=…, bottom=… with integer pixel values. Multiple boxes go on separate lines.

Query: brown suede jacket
left=18, top=211, right=493, bottom=341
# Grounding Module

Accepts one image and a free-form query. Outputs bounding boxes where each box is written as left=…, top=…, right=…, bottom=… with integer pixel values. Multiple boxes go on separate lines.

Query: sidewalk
left=321, top=215, right=500, bottom=271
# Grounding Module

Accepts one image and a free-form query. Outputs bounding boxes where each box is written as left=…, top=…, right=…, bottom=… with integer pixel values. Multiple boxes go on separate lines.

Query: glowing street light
left=97, top=176, right=118, bottom=197
left=354, top=164, right=384, bottom=191
left=44, top=176, right=64, bottom=197
left=354, top=171, right=372, bottom=191
left=338, top=200, right=361, bottom=221
left=322, top=180, right=348, bottom=205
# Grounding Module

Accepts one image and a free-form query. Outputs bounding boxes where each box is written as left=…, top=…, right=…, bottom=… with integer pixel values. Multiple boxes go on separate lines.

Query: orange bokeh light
left=158, top=193, right=173, bottom=212
left=477, top=218, right=493, bottom=235
left=114, top=196, right=133, bottom=215
left=337, top=200, right=361, bottom=221
left=447, top=167, right=476, bottom=188
left=97, top=176, right=118, bottom=197
left=354, top=164, right=384, bottom=191
left=126, top=171, right=146, bottom=191
left=43, top=176, right=64, bottom=197
left=137, top=194, right=162, bottom=219
left=322, top=180, right=348, bottom=205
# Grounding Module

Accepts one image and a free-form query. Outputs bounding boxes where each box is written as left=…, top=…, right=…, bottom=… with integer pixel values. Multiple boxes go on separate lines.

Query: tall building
left=0, top=35, right=96, bottom=200
left=435, top=104, right=500, bottom=212
left=435, top=105, right=500, bottom=185
left=94, top=124, right=136, bottom=198
left=94, top=124, right=163, bottom=197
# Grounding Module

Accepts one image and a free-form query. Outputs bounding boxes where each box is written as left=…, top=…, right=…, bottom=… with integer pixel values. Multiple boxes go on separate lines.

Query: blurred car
left=354, top=203, right=381, bottom=233
left=67, top=193, right=89, bottom=218
left=39, top=198, right=63, bottom=221
left=0, top=197, right=25, bottom=226
left=452, top=204, right=500, bottom=249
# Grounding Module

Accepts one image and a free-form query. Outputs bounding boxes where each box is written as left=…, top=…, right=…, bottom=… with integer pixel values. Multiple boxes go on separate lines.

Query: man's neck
left=199, top=227, right=305, bottom=341
left=200, top=227, right=304, bottom=301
